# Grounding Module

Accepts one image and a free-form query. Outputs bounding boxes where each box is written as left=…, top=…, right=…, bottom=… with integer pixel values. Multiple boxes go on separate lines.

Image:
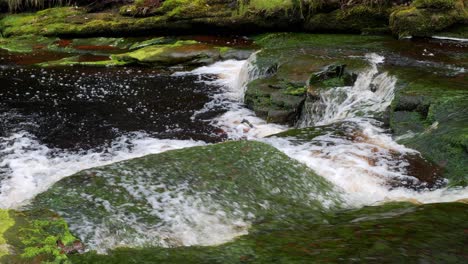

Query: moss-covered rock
left=0, top=34, right=57, bottom=52
left=390, top=0, right=468, bottom=38
left=388, top=67, right=468, bottom=186
left=112, top=40, right=224, bottom=66
left=244, top=33, right=378, bottom=125
left=31, top=140, right=341, bottom=252
left=0, top=209, right=80, bottom=263
left=306, top=5, right=390, bottom=34
left=36, top=55, right=129, bottom=67
left=68, top=202, right=468, bottom=263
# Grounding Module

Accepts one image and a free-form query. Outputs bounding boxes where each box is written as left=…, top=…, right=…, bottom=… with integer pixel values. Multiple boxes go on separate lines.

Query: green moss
left=129, top=37, right=176, bottom=50
left=388, top=67, right=468, bottom=185
left=36, top=56, right=129, bottom=67
left=238, top=0, right=294, bottom=15
left=306, top=5, right=389, bottom=34
left=413, top=0, right=458, bottom=9
left=390, top=0, right=467, bottom=38
left=32, top=140, right=341, bottom=253
left=0, top=209, right=79, bottom=263
left=68, top=202, right=468, bottom=263
left=283, top=85, right=307, bottom=96
left=0, top=7, right=84, bottom=37
left=0, top=210, right=14, bottom=258
left=0, top=34, right=57, bottom=52
left=112, top=40, right=223, bottom=66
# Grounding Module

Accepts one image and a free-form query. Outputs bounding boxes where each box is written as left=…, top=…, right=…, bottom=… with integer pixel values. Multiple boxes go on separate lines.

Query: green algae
left=0, top=210, right=14, bottom=258
left=0, top=34, right=57, bottom=52
left=111, top=40, right=224, bottom=66
left=238, top=0, right=295, bottom=16
left=36, top=55, right=129, bottom=67
left=306, top=5, right=389, bottom=34
left=32, top=140, right=341, bottom=252
left=389, top=0, right=468, bottom=38
left=388, top=67, right=468, bottom=186
left=413, top=0, right=458, bottom=9
left=0, top=209, right=79, bottom=263
left=112, top=40, right=243, bottom=66
left=68, top=202, right=468, bottom=263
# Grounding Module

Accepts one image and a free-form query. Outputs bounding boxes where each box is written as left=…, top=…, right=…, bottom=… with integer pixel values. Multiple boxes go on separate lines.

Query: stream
left=0, top=35, right=467, bottom=257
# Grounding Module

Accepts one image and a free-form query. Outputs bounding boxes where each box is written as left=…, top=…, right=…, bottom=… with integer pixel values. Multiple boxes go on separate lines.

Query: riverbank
left=0, top=0, right=467, bottom=39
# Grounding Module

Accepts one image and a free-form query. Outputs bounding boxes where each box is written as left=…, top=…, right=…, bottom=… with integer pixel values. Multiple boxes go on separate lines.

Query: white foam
left=0, top=132, right=204, bottom=209
left=432, top=36, right=468, bottom=42
left=72, top=184, right=249, bottom=253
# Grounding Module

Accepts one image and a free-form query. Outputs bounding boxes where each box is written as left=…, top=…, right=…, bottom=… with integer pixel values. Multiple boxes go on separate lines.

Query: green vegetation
left=388, top=67, right=468, bottom=186
left=0, top=209, right=79, bottom=263
left=1, top=0, right=69, bottom=12
left=390, top=0, right=467, bottom=38
left=32, top=141, right=341, bottom=235
left=64, top=202, right=468, bottom=263
left=413, top=0, right=458, bottom=9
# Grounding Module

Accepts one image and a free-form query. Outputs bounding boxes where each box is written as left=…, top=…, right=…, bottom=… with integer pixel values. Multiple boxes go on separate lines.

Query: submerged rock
left=32, top=140, right=341, bottom=252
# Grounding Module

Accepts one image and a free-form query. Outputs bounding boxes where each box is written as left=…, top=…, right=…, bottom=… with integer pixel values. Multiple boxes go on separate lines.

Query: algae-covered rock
left=36, top=55, right=129, bottom=67
left=306, top=6, right=390, bottom=34
left=0, top=34, right=57, bottom=52
left=112, top=40, right=223, bottom=66
left=69, top=202, right=468, bottom=263
left=32, top=140, right=341, bottom=252
left=0, top=209, right=80, bottom=263
left=388, top=67, right=468, bottom=186
left=244, top=33, right=378, bottom=125
left=390, top=0, right=468, bottom=38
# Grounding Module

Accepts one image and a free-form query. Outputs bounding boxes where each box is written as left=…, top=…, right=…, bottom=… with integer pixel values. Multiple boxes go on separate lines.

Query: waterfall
left=298, top=53, right=397, bottom=127
left=166, top=53, right=468, bottom=205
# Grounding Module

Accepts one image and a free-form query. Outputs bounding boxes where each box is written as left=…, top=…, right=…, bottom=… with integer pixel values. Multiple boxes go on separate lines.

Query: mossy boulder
left=306, top=6, right=390, bottom=34
left=388, top=67, right=468, bottom=186
left=68, top=202, right=468, bottom=263
left=244, top=33, right=378, bottom=125
left=111, top=40, right=245, bottom=66
left=413, top=0, right=459, bottom=9
left=32, top=140, right=341, bottom=252
left=0, top=209, right=81, bottom=263
left=390, top=0, right=468, bottom=38
left=0, top=34, right=57, bottom=52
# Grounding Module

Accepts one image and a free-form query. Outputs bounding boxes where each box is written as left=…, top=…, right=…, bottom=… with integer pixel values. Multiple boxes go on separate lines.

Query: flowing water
left=180, top=53, right=468, bottom=206
left=0, top=37, right=467, bottom=254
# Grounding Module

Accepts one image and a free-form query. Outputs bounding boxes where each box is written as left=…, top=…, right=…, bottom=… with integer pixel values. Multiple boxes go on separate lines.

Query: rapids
left=0, top=41, right=467, bottom=253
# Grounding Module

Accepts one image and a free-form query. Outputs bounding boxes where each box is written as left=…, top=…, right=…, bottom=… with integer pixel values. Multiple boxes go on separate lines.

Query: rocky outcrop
left=390, top=0, right=468, bottom=38
left=388, top=68, right=468, bottom=186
